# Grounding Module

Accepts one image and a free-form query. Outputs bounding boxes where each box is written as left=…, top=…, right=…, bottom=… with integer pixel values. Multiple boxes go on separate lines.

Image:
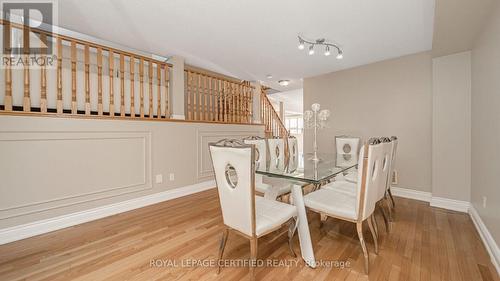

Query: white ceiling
left=267, top=89, right=304, bottom=115
left=58, top=0, right=435, bottom=90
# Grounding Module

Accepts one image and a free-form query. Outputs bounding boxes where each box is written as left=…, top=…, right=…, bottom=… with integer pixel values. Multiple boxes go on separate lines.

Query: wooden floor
left=0, top=189, right=498, bottom=281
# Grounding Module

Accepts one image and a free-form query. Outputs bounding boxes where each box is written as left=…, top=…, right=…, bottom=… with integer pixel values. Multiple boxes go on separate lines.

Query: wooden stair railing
left=0, top=19, right=171, bottom=119
left=260, top=87, right=289, bottom=138
left=184, top=66, right=253, bottom=124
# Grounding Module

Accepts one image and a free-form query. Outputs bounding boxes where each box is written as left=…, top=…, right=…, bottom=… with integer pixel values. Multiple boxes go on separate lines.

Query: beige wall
left=304, top=52, right=433, bottom=192
left=432, top=51, right=471, bottom=201
left=471, top=1, right=500, bottom=244
left=0, top=115, right=263, bottom=229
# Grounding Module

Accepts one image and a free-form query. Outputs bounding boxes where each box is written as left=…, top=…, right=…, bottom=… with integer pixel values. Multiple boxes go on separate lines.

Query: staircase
left=260, top=87, right=289, bottom=138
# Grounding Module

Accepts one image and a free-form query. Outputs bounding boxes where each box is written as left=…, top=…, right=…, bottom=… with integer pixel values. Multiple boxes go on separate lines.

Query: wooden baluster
left=238, top=84, right=242, bottom=123
left=214, top=78, right=219, bottom=122
left=119, top=54, right=125, bottom=117
left=3, top=21, right=12, bottom=111
left=40, top=33, right=47, bottom=113
left=232, top=83, right=236, bottom=123
left=139, top=58, right=145, bottom=118
left=193, top=73, right=198, bottom=120
left=23, top=24, right=30, bottom=112
left=70, top=41, right=77, bottom=114
left=217, top=79, right=224, bottom=122
left=56, top=38, right=63, bottom=114
left=164, top=65, right=169, bottom=118
left=248, top=86, right=253, bottom=123
left=84, top=45, right=90, bottom=115
left=109, top=50, right=115, bottom=117
left=209, top=77, right=213, bottom=121
left=157, top=63, right=161, bottom=119
left=97, top=48, right=103, bottom=115
left=198, top=74, right=204, bottom=120
left=187, top=71, right=192, bottom=120
left=204, top=75, right=208, bottom=121
left=130, top=56, right=135, bottom=117
left=148, top=61, right=153, bottom=118
left=222, top=81, right=226, bottom=122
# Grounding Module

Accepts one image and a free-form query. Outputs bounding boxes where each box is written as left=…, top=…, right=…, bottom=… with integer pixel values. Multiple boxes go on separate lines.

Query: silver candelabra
left=304, top=103, right=330, bottom=162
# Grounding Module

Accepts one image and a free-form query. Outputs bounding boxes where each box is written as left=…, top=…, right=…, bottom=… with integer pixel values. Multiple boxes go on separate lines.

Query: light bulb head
left=336, top=50, right=343, bottom=59
left=324, top=45, right=331, bottom=56
left=298, top=43, right=305, bottom=50
left=308, top=45, right=315, bottom=55
left=278, top=80, right=290, bottom=86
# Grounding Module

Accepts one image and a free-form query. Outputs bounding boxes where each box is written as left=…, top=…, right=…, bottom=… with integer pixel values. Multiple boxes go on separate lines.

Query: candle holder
left=304, top=103, right=330, bottom=162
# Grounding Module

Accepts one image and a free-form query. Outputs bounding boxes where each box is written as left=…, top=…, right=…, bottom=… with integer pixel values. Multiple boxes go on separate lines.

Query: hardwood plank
left=0, top=192, right=498, bottom=281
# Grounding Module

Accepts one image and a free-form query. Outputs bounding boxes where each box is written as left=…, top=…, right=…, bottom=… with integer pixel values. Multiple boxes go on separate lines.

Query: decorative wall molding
left=0, top=180, right=215, bottom=245
left=0, top=131, right=152, bottom=220
left=391, top=186, right=432, bottom=202
left=469, top=206, right=500, bottom=276
left=196, top=129, right=262, bottom=180
left=430, top=196, right=470, bottom=213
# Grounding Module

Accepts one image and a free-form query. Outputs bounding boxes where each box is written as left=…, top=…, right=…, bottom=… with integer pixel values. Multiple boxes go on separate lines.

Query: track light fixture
left=308, top=44, right=315, bottom=55
left=297, top=35, right=343, bottom=59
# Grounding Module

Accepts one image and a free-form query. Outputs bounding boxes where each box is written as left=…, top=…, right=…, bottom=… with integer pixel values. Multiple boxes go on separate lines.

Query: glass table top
left=256, top=153, right=358, bottom=185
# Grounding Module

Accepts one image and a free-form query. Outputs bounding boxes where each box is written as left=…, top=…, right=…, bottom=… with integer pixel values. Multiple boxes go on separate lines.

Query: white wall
left=304, top=52, right=433, bottom=192
left=471, top=1, right=500, bottom=245
left=432, top=51, right=471, bottom=201
left=0, top=115, right=263, bottom=229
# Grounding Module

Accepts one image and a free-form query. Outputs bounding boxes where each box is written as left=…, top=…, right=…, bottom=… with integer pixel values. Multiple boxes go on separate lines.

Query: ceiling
left=58, top=0, right=435, bottom=90
left=267, top=89, right=303, bottom=115
left=432, top=0, right=495, bottom=57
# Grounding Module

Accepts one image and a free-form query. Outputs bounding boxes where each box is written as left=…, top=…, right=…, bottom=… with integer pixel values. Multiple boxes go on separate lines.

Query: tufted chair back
left=209, top=139, right=255, bottom=237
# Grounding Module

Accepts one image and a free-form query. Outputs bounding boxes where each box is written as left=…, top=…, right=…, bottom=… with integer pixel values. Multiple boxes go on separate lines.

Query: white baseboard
left=430, top=196, right=470, bottom=212
left=171, top=114, right=186, bottom=120
left=391, top=186, right=432, bottom=202
left=469, top=206, right=500, bottom=276
left=0, top=180, right=216, bottom=245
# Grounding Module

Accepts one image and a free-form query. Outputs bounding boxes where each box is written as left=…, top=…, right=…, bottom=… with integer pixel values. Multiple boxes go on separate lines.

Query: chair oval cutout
left=343, top=143, right=352, bottom=154
left=225, top=164, right=238, bottom=189
left=255, top=148, right=260, bottom=169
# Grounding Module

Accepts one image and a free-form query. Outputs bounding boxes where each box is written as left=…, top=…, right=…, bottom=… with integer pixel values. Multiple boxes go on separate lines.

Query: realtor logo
left=1, top=0, right=57, bottom=68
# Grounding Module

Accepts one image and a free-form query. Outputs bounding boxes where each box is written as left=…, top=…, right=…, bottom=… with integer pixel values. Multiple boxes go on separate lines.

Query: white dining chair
left=335, top=136, right=360, bottom=182
left=326, top=137, right=395, bottom=232
left=209, top=139, right=298, bottom=280
left=267, top=137, right=286, bottom=172
left=243, top=136, right=293, bottom=199
left=386, top=136, right=398, bottom=208
left=287, top=136, right=299, bottom=173
left=303, top=138, right=385, bottom=273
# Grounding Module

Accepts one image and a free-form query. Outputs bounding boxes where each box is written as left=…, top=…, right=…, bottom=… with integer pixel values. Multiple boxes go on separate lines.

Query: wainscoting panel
left=0, top=131, right=152, bottom=219
left=196, top=130, right=263, bottom=180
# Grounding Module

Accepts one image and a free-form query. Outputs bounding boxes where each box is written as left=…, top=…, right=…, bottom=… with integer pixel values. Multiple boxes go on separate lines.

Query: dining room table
left=255, top=152, right=357, bottom=268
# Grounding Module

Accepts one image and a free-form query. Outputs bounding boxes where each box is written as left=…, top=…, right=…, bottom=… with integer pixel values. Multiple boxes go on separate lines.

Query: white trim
left=391, top=186, right=432, bottom=202
left=430, top=196, right=470, bottom=212
left=171, top=114, right=186, bottom=120
left=0, top=180, right=215, bottom=245
left=469, top=206, right=500, bottom=276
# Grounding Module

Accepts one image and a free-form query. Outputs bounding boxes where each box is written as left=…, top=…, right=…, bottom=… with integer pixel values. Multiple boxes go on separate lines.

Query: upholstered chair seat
left=255, top=196, right=297, bottom=236
left=322, top=180, right=357, bottom=196
left=304, top=188, right=357, bottom=220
